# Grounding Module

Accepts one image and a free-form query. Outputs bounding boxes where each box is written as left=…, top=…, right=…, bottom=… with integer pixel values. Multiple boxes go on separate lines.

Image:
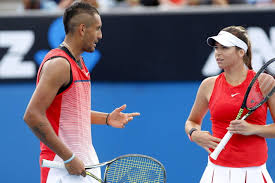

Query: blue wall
left=1, top=82, right=274, bottom=182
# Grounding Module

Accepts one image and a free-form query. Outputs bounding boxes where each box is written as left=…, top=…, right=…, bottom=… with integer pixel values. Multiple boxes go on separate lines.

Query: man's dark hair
left=63, top=2, right=99, bottom=34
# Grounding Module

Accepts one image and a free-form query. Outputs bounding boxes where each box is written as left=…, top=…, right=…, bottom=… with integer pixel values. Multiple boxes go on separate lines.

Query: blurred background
left=1, top=0, right=275, bottom=182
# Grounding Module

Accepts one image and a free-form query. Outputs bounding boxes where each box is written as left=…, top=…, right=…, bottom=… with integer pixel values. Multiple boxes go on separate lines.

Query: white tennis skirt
left=200, top=159, right=273, bottom=183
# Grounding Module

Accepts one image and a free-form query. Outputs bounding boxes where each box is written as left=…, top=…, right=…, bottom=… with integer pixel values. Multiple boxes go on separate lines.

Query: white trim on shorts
left=200, top=158, right=273, bottom=183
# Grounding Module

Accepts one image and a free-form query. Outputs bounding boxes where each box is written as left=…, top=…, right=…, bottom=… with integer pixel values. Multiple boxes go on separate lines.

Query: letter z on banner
left=0, top=31, right=36, bottom=79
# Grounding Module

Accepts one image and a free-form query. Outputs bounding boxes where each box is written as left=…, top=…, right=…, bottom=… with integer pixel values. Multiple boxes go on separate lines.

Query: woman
left=185, top=26, right=275, bottom=183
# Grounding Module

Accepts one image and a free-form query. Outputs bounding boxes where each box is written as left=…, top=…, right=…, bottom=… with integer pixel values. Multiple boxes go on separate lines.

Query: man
left=23, top=2, right=140, bottom=183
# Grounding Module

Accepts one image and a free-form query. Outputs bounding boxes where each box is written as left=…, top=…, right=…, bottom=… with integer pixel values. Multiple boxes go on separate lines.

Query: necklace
left=62, top=42, right=74, bottom=56
left=62, top=41, right=82, bottom=69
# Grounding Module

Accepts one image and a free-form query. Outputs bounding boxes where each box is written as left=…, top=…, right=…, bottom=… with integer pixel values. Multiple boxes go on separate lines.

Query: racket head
left=244, top=58, right=275, bottom=111
left=103, top=154, right=166, bottom=183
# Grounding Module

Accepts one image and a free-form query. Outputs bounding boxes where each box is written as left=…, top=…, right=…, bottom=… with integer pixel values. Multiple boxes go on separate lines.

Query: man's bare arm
left=23, top=58, right=73, bottom=160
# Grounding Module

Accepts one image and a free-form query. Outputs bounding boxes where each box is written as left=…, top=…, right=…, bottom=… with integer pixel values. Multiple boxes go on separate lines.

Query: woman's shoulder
left=201, top=75, right=219, bottom=87
left=197, top=75, right=220, bottom=101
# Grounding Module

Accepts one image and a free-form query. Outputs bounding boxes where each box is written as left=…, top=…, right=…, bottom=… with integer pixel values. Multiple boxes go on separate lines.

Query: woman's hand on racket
left=227, top=120, right=256, bottom=136
left=191, top=130, right=221, bottom=154
left=108, top=104, right=140, bottom=128
left=64, top=156, right=86, bottom=177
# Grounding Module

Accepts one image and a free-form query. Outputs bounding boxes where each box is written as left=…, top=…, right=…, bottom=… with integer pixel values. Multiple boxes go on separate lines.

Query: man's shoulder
left=43, top=56, right=70, bottom=69
left=42, top=48, right=71, bottom=66
left=45, top=48, right=66, bottom=58
left=39, top=57, right=71, bottom=85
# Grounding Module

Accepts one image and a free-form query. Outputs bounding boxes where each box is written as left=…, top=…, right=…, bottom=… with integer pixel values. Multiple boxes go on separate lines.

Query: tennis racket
left=210, top=58, right=275, bottom=160
left=42, top=154, right=167, bottom=183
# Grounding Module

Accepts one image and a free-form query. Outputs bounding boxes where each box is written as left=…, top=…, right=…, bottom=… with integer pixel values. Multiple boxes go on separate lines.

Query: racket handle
left=42, top=159, right=65, bottom=169
left=210, top=132, right=233, bottom=160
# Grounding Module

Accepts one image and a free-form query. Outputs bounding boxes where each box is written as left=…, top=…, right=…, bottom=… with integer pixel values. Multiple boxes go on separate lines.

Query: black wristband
left=106, top=113, right=110, bottom=126
left=189, top=128, right=198, bottom=137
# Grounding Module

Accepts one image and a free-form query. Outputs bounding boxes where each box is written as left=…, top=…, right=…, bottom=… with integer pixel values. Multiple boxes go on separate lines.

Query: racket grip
left=42, top=159, right=65, bottom=169
left=210, top=132, right=233, bottom=160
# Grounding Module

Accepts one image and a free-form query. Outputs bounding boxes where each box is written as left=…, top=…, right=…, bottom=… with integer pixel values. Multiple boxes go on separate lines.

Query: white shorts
left=200, top=159, right=273, bottom=183
left=46, top=167, right=101, bottom=183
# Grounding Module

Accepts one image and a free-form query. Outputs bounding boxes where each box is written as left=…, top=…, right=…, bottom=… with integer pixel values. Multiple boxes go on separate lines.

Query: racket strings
left=247, top=79, right=264, bottom=109
left=105, top=156, right=165, bottom=183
